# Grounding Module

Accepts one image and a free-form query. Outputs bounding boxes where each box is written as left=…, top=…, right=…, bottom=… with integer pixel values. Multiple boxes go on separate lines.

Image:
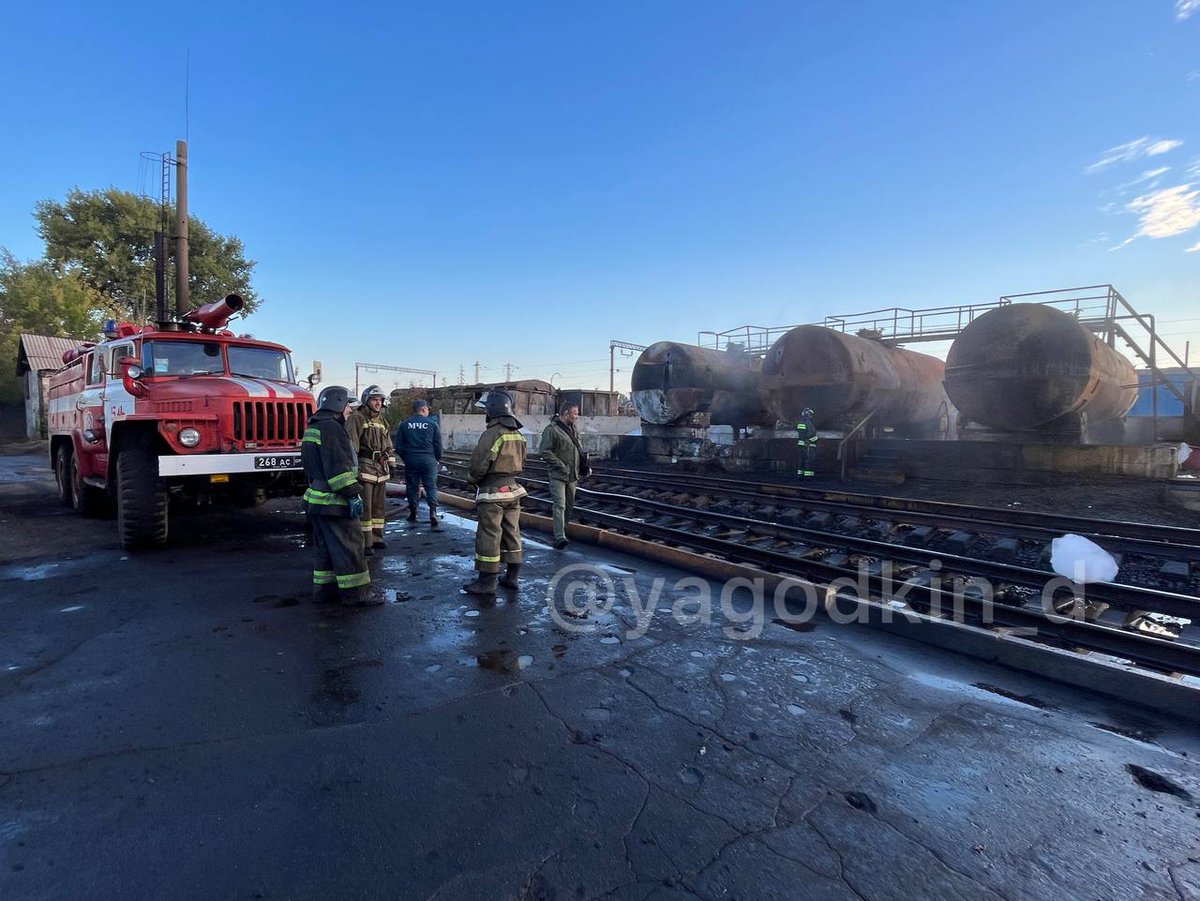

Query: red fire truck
left=47, top=295, right=315, bottom=550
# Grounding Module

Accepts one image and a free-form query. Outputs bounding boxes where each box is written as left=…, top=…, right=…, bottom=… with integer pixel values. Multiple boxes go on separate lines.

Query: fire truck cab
left=48, top=296, right=315, bottom=550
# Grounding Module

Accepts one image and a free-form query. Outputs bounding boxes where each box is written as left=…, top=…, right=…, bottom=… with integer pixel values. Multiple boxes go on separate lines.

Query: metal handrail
left=837, top=406, right=881, bottom=480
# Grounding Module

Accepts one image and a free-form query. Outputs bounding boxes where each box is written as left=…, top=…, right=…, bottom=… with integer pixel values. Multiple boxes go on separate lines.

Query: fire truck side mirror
left=306, top=360, right=322, bottom=389
left=119, top=356, right=148, bottom=396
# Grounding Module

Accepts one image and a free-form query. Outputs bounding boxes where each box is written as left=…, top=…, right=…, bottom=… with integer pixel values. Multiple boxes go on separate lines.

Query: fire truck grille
left=233, top=401, right=313, bottom=445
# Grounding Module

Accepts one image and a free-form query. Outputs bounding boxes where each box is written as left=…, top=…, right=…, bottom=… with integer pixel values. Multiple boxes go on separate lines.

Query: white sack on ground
left=1050, top=534, right=1119, bottom=584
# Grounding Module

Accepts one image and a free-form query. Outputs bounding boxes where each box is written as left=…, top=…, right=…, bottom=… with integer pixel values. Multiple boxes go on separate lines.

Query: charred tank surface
left=944, top=303, right=1138, bottom=431
left=760, top=326, right=951, bottom=431
left=631, top=342, right=772, bottom=427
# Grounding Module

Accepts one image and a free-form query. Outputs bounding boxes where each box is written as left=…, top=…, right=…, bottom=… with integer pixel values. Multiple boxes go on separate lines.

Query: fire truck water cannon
left=183, top=294, right=245, bottom=332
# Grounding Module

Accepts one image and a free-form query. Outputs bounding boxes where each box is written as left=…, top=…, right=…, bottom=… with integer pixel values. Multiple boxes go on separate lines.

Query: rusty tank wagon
left=759, top=325, right=952, bottom=433
left=944, top=303, right=1138, bottom=432
left=631, top=342, right=773, bottom=429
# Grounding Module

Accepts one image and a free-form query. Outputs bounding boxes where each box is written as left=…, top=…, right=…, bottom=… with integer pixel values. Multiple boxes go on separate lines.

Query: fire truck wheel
left=70, top=451, right=106, bottom=517
left=55, top=445, right=72, bottom=507
left=117, top=444, right=168, bottom=549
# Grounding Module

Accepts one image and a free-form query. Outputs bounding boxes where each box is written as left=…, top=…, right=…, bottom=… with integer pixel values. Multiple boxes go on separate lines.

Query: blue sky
left=2, top=1, right=1198, bottom=393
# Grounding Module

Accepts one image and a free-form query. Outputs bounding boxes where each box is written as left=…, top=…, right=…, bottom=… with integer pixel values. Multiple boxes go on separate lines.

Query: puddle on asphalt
left=786, top=704, right=806, bottom=716
left=719, top=673, right=737, bottom=682
left=910, top=673, right=1054, bottom=711
left=59, top=606, right=85, bottom=613
left=677, top=766, right=703, bottom=786
left=772, top=618, right=818, bottom=633
left=599, top=635, right=620, bottom=645
left=382, top=588, right=413, bottom=604
left=584, top=707, right=612, bottom=722
left=5, top=563, right=61, bottom=582
left=475, top=650, right=534, bottom=672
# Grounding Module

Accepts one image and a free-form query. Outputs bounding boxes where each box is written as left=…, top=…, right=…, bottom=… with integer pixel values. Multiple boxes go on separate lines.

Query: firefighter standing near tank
left=395, top=399, right=443, bottom=529
left=346, top=385, right=395, bottom=553
left=302, top=386, right=378, bottom=606
left=797, top=407, right=817, bottom=480
left=462, top=390, right=527, bottom=596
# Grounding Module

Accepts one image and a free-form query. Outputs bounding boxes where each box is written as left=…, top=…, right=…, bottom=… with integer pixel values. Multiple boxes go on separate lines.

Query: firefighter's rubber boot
left=343, top=586, right=383, bottom=607
left=372, top=533, right=387, bottom=549
left=462, top=572, right=498, bottom=596
left=363, top=544, right=375, bottom=557
left=313, top=583, right=340, bottom=604
left=429, top=505, right=441, bottom=530
left=407, top=507, right=419, bottom=523
left=499, top=564, right=521, bottom=589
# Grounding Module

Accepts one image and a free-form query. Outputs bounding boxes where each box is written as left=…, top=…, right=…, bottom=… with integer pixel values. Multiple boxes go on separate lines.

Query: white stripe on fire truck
left=223, top=377, right=272, bottom=398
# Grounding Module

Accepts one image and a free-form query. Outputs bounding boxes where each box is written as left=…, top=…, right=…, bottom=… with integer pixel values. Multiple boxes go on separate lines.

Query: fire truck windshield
left=228, top=346, right=294, bottom=382
left=144, top=340, right=225, bottom=376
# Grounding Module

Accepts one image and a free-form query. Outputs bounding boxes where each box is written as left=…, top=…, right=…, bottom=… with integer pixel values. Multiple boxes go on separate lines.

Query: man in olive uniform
left=302, top=386, right=377, bottom=605
left=346, top=384, right=395, bottom=551
left=539, top=401, right=590, bottom=549
left=462, top=390, right=527, bottom=596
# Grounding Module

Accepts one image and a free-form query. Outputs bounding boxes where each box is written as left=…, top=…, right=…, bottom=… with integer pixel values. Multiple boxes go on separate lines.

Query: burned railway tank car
left=759, top=325, right=952, bottom=433
left=631, top=342, right=773, bottom=427
left=944, top=303, right=1138, bottom=431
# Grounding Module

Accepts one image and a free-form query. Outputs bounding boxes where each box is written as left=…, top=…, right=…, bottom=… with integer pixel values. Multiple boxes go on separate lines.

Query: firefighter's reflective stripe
left=475, top=553, right=502, bottom=563
left=336, top=570, right=371, bottom=589
left=475, top=483, right=528, bottom=503
left=489, top=432, right=526, bottom=455
left=313, top=570, right=336, bottom=585
left=303, top=428, right=322, bottom=445
left=327, top=468, right=359, bottom=491
left=303, top=488, right=349, bottom=506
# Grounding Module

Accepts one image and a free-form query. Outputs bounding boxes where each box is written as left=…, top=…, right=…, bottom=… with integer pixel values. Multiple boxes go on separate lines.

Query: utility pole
left=503, top=362, right=516, bottom=381
left=174, top=139, right=189, bottom=316
left=609, top=340, right=647, bottom=393
left=474, top=361, right=483, bottom=383
left=458, top=365, right=466, bottom=385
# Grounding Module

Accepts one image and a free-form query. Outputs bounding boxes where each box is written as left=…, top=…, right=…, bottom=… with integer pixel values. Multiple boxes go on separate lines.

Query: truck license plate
left=254, top=454, right=301, bottom=471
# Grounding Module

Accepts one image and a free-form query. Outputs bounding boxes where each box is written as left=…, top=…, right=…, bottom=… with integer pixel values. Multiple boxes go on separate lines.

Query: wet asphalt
left=0, top=449, right=1198, bottom=901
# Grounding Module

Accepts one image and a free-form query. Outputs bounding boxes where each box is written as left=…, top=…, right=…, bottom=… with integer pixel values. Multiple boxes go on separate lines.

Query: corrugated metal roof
left=17, top=334, right=84, bottom=375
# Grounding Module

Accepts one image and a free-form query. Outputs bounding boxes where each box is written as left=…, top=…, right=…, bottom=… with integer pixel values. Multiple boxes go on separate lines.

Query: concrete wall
left=870, top=439, right=1180, bottom=482
left=438, top=414, right=641, bottom=458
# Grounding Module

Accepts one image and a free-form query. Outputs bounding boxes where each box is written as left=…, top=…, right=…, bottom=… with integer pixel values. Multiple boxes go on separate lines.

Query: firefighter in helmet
left=302, top=386, right=378, bottom=605
left=462, top=390, right=527, bottom=596
left=346, top=385, right=395, bottom=552
left=797, top=407, right=817, bottom=480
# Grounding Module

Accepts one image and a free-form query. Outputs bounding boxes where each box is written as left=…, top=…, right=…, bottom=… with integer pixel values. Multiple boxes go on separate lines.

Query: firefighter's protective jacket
left=468, top=415, right=528, bottom=503
left=302, top=408, right=363, bottom=516
left=346, top=407, right=395, bottom=483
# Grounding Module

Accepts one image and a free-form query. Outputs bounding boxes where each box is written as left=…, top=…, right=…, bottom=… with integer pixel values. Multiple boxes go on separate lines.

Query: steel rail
left=439, top=471, right=1200, bottom=677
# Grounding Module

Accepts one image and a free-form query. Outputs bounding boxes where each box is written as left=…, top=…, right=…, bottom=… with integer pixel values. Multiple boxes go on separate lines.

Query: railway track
left=437, top=455, right=1200, bottom=680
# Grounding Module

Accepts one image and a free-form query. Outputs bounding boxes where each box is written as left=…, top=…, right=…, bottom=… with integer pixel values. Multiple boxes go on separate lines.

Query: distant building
left=16, top=334, right=79, bottom=439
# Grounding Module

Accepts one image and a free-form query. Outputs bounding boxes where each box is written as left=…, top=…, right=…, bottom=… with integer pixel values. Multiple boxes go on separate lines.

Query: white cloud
left=1127, top=184, right=1200, bottom=238
left=1086, top=136, right=1184, bottom=173
left=1147, top=139, right=1184, bottom=155
left=1187, top=240, right=1200, bottom=252
left=1104, top=166, right=1171, bottom=199
left=1178, top=0, right=1200, bottom=21
left=1188, top=156, right=1200, bottom=179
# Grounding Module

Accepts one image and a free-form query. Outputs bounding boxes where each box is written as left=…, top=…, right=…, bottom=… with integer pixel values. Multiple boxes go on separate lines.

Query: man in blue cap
left=395, top=398, right=443, bottom=529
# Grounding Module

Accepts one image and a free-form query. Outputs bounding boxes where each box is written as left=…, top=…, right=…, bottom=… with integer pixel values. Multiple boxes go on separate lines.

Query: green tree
left=0, top=252, right=105, bottom=402
left=35, top=188, right=259, bottom=319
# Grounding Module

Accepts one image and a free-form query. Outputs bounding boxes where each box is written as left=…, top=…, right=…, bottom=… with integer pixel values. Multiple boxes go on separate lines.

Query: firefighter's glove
left=348, top=496, right=364, bottom=519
